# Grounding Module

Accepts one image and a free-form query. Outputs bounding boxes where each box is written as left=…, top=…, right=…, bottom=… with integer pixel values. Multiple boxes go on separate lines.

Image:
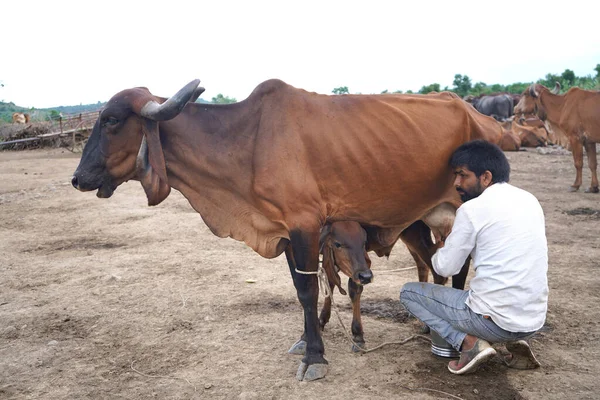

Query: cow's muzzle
left=357, top=270, right=373, bottom=285
left=71, top=173, right=115, bottom=198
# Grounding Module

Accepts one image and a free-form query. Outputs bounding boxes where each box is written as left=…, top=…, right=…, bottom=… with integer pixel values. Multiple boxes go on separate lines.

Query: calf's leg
left=348, top=278, right=365, bottom=352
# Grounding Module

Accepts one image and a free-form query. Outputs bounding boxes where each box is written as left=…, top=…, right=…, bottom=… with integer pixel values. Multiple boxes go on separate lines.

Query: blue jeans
left=400, top=282, right=536, bottom=351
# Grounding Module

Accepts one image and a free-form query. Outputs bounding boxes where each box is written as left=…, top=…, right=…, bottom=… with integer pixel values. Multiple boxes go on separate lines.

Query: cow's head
left=514, top=82, right=560, bottom=120
left=71, top=80, right=204, bottom=206
left=320, top=221, right=373, bottom=287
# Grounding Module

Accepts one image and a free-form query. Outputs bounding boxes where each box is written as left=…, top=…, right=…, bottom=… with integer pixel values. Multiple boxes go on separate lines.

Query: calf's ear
left=321, top=244, right=346, bottom=295
left=136, top=118, right=171, bottom=206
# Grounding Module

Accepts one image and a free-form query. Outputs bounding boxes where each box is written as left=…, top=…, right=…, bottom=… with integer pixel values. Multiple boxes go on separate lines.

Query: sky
left=2, top=0, right=599, bottom=109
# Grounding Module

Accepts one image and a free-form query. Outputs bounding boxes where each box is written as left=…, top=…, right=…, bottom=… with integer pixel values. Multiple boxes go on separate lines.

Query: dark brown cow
left=515, top=83, right=600, bottom=192
left=71, top=79, right=502, bottom=381
left=315, top=220, right=469, bottom=353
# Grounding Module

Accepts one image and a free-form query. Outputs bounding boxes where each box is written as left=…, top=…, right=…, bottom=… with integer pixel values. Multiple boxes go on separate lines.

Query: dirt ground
left=1, top=148, right=599, bottom=400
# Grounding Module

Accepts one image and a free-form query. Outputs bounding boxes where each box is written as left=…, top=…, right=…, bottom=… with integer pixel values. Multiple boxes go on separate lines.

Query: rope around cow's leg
left=295, top=266, right=431, bottom=353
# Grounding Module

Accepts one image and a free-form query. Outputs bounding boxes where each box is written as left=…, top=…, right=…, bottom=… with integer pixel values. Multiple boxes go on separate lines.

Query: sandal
left=448, top=339, right=496, bottom=375
left=504, top=340, right=541, bottom=369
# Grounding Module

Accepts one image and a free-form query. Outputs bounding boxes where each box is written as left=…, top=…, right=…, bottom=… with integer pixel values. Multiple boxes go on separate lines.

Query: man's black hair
left=449, top=140, right=510, bottom=183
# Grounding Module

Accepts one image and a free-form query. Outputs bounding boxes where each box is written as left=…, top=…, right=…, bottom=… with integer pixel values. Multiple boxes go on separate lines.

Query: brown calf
left=317, top=220, right=469, bottom=351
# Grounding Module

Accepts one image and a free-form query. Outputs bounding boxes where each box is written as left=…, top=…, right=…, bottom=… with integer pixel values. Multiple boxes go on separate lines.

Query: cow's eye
left=103, top=117, right=119, bottom=126
left=334, top=242, right=342, bottom=248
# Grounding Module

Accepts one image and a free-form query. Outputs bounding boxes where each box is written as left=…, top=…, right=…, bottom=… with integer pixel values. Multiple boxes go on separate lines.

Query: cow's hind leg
left=569, top=137, right=584, bottom=192
left=584, top=141, right=599, bottom=193
left=451, top=256, right=471, bottom=290
left=399, top=221, right=444, bottom=333
left=348, top=278, right=365, bottom=352
left=286, top=229, right=328, bottom=381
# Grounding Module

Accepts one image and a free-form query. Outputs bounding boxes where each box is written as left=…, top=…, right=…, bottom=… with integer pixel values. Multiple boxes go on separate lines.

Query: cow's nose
left=358, top=270, right=373, bottom=284
left=71, top=175, right=79, bottom=189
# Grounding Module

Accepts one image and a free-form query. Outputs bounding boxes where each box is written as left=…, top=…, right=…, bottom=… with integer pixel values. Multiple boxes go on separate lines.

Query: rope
left=294, top=265, right=430, bottom=353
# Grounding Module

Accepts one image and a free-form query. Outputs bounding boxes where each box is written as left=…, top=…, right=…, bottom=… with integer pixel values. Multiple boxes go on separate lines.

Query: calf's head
left=320, top=221, right=373, bottom=287
left=71, top=80, right=204, bottom=206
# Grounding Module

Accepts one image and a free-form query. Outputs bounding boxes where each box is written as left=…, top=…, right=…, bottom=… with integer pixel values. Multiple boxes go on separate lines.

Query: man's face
left=454, top=166, right=485, bottom=202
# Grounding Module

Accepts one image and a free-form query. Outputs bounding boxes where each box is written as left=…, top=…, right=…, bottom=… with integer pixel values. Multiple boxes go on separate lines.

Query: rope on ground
left=376, top=266, right=417, bottom=273
left=399, top=385, right=463, bottom=400
left=295, top=265, right=431, bottom=353
left=130, top=360, right=197, bottom=392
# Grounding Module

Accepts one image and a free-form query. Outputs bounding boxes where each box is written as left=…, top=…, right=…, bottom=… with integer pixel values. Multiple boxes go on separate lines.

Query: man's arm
left=432, top=207, right=476, bottom=277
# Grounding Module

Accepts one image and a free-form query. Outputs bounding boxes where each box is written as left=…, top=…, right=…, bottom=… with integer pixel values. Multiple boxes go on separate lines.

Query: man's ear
left=481, top=170, right=494, bottom=187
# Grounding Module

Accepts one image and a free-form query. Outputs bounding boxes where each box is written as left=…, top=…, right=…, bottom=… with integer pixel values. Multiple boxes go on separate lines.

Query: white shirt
left=432, top=182, right=549, bottom=332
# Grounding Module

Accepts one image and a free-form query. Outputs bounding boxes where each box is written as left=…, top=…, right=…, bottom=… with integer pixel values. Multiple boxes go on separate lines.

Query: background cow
left=464, top=94, right=514, bottom=121
left=12, top=112, right=30, bottom=124
left=515, top=83, right=599, bottom=193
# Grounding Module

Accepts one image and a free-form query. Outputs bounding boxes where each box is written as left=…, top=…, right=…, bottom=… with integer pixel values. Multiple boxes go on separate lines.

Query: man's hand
left=432, top=216, right=454, bottom=248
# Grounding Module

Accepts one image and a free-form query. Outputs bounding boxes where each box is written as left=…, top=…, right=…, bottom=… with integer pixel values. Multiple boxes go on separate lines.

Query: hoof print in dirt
left=296, top=361, right=328, bottom=381
left=288, top=339, right=307, bottom=355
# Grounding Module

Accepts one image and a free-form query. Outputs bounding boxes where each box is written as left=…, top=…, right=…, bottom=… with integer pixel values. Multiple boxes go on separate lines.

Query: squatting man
left=400, top=140, right=548, bottom=375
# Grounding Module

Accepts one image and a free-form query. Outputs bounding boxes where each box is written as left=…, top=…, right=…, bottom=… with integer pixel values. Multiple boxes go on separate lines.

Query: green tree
left=332, top=86, right=349, bottom=95
left=211, top=94, right=237, bottom=104
left=595, top=64, right=600, bottom=79
left=471, top=82, right=488, bottom=96
left=505, top=82, right=530, bottom=94
left=452, top=74, right=472, bottom=97
left=561, top=69, right=575, bottom=86
left=418, top=83, right=441, bottom=94
left=537, top=73, right=561, bottom=89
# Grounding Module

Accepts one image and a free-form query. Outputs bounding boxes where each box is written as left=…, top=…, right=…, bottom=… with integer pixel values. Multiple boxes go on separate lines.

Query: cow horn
left=140, top=79, right=201, bottom=121
left=529, top=84, right=539, bottom=98
left=551, top=82, right=561, bottom=94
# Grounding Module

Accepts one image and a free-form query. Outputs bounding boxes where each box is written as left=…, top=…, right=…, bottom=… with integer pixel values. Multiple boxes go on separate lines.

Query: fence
left=0, top=110, right=100, bottom=149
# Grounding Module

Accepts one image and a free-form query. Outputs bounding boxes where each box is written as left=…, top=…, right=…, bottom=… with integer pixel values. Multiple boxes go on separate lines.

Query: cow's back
left=252, top=85, right=501, bottom=227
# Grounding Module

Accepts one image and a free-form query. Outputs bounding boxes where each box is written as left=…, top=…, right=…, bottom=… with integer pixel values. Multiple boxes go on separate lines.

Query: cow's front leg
left=286, top=229, right=328, bottom=381
left=584, top=141, right=599, bottom=193
left=348, top=278, right=365, bottom=352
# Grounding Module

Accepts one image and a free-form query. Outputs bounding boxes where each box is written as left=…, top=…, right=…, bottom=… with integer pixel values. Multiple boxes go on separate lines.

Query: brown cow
left=12, top=112, right=30, bottom=124
left=518, top=112, right=570, bottom=149
left=498, top=130, right=522, bottom=151
left=513, top=122, right=548, bottom=147
left=316, top=220, right=469, bottom=353
left=515, top=83, right=600, bottom=192
left=71, top=79, right=502, bottom=381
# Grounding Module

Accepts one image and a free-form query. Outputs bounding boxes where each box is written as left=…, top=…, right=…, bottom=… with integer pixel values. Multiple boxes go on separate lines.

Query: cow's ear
left=136, top=119, right=171, bottom=206
left=321, top=244, right=346, bottom=295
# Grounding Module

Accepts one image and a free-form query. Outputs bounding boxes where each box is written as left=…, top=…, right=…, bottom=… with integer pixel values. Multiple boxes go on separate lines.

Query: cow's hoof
left=351, top=341, right=366, bottom=353
left=568, top=186, right=580, bottom=192
left=585, top=186, right=599, bottom=193
left=296, top=361, right=328, bottom=381
left=288, top=339, right=307, bottom=355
